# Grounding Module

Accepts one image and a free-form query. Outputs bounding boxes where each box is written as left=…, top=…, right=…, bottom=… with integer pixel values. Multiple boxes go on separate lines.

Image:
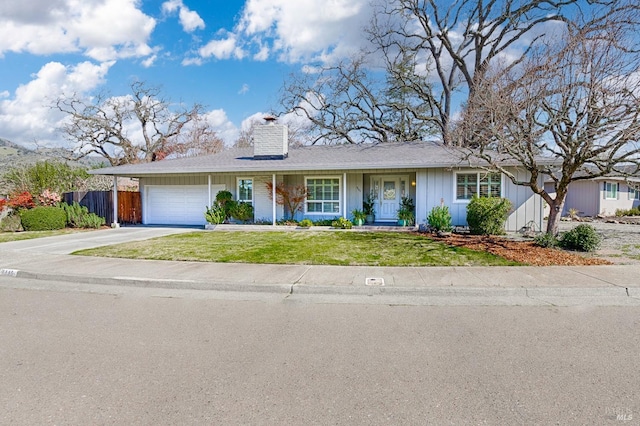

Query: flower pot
left=354, top=218, right=365, bottom=226
left=365, top=214, right=375, bottom=224
left=397, top=219, right=409, bottom=226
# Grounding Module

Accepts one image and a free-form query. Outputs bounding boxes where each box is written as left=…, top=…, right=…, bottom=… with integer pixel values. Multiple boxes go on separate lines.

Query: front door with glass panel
left=379, top=178, right=399, bottom=220
left=371, top=176, right=408, bottom=221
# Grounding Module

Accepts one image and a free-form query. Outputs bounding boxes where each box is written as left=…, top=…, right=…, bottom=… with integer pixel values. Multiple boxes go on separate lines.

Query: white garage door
left=145, top=185, right=209, bottom=225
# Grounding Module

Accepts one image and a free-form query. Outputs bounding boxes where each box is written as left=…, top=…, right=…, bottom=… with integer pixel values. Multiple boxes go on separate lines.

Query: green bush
left=299, top=219, right=313, bottom=228
left=20, top=206, right=66, bottom=231
left=331, top=217, right=353, bottom=229
left=615, top=207, right=640, bottom=217
left=559, top=224, right=601, bottom=252
left=427, top=205, right=452, bottom=232
left=313, top=218, right=336, bottom=226
left=60, top=202, right=105, bottom=228
left=534, top=232, right=559, bottom=248
left=215, top=190, right=235, bottom=220
left=204, top=204, right=226, bottom=224
left=466, top=196, right=512, bottom=235
left=230, top=202, right=254, bottom=223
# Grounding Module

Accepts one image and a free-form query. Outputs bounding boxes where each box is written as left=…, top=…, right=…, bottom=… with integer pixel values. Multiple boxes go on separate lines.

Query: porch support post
left=343, top=172, right=347, bottom=219
left=272, top=173, right=276, bottom=226
left=208, top=174, right=212, bottom=207
left=415, top=170, right=428, bottom=226
left=112, top=176, right=120, bottom=228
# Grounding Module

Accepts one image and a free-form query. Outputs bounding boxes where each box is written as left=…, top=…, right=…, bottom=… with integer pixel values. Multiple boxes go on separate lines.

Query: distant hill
left=0, top=138, right=99, bottom=169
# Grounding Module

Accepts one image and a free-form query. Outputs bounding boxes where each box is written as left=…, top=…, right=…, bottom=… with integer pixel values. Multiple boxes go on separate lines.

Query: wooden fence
left=63, top=191, right=142, bottom=225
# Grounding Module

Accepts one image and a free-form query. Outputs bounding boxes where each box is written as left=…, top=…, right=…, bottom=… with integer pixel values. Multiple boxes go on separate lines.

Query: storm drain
left=365, top=277, right=385, bottom=286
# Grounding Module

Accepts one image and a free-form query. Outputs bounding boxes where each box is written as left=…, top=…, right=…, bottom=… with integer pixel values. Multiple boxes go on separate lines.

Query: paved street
left=1, top=285, right=639, bottom=425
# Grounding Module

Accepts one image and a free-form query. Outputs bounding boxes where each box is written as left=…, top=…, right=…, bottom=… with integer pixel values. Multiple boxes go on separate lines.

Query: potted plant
left=397, top=196, right=415, bottom=226
left=351, top=209, right=366, bottom=226
left=363, top=191, right=377, bottom=224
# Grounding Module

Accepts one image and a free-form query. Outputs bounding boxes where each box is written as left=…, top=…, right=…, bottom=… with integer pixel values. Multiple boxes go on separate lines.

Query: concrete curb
left=2, top=269, right=293, bottom=294
left=2, top=267, right=636, bottom=300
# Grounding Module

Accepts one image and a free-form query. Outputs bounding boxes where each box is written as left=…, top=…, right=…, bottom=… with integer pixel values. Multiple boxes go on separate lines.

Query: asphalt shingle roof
left=90, top=141, right=555, bottom=177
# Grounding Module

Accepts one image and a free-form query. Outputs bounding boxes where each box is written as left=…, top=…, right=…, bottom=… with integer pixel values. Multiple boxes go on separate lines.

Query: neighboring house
left=544, top=173, right=640, bottom=217
left=91, top=122, right=551, bottom=231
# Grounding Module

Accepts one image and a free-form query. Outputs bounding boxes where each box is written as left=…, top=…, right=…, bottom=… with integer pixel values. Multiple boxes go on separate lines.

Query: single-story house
left=544, top=171, right=640, bottom=217
left=92, top=122, right=551, bottom=231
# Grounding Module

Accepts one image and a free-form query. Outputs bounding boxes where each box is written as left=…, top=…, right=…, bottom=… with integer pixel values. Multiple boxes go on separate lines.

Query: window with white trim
left=306, top=177, right=340, bottom=213
left=628, top=185, right=640, bottom=200
left=604, top=182, right=618, bottom=200
left=456, top=172, right=502, bottom=201
left=237, top=178, right=253, bottom=204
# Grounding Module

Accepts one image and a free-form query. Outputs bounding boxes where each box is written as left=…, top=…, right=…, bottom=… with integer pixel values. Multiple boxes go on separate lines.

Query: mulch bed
left=430, top=233, right=612, bottom=266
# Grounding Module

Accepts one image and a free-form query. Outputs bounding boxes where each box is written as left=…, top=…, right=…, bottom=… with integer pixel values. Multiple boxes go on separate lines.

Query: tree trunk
left=546, top=196, right=567, bottom=236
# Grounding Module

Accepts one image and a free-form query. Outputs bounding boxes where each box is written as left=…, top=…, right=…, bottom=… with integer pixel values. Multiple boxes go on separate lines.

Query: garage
left=144, top=185, right=209, bottom=226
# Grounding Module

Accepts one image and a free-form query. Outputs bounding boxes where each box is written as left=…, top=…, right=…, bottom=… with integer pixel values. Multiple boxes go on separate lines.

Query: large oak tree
left=457, top=4, right=640, bottom=235
left=56, top=81, right=223, bottom=166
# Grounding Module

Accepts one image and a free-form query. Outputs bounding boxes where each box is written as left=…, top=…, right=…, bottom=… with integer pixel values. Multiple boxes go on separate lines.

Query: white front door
left=379, top=178, right=400, bottom=220
left=371, top=175, right=410, bottom=222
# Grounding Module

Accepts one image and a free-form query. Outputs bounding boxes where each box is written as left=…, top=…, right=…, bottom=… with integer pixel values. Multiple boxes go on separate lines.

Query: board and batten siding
left=420, top=167, right=543, bottom=232
left=544, top=180, right=599, bottom=217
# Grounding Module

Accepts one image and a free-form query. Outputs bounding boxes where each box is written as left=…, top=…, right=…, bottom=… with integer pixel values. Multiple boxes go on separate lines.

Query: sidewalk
left=1, top=227, right=639, bottom=305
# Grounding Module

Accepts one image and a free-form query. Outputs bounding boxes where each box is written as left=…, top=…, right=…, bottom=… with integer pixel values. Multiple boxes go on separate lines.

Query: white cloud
left=0, top=61, right=113, bottom=147
left=238, top=84, right=250, bottom=95
left=194, top=0, right=372, bottom=65
left=202, top=109, right=239, bottom=145
left=162, top=0, right=205, bottom=33
left=199, top=33, right=245, bottom=60
left=0, top=0, right=156, bottom=61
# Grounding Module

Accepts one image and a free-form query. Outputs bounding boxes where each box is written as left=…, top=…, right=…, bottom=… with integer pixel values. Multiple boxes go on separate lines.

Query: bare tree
left=457, top=7, right=640, bottom=235
left=55, top=81, right=214, bottom=165
left=154, top=113, right=224, bottom=160
left=282, top=0, right=629, bottom=145
left=282, top=53, right=435, bottom=144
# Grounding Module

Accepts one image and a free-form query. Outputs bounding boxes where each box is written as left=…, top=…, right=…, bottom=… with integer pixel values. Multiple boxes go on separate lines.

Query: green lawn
left=74, top=231, right=521, bottom=266
left=0, top=229, right=84, bottom=243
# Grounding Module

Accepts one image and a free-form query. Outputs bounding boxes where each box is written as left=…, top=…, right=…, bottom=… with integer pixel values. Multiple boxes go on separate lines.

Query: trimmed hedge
left=20, top=206, right=66, bottom=231
left=466, top=196, right=512, bottom=235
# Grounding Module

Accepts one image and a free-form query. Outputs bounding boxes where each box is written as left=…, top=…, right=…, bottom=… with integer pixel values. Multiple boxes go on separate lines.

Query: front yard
left=74, top=231, right=521, bottom=267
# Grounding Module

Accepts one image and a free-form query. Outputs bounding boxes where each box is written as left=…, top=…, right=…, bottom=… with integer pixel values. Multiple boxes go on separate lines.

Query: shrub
left=215, top=190, right=235, bottom=221
left=616, top=207, right=640, bottom=217
left=38, top=189, right=61, bottom=206
left=299, top=219, right=313, bottom=228
left=0, top=199, right=7, bottom=211
left=313, top=218, right=336, bottom=226
left=8, top=191, right=35, bottom=210
left=559, top=224, right=601, bottom=252
left=427, top=205, right=452, bottom=232
left=204, top=204, right=226, bottom=224
left=60, top=202, right=105, bottom=228
left=230, top=201, right=254, bottom=223
left=20, top=206, right=66, bottom=231
left=466, top=196, right=512, bottom=235
left=534, top=233, right=559, bottom=248
left=331, top=217, right=353, bottom=229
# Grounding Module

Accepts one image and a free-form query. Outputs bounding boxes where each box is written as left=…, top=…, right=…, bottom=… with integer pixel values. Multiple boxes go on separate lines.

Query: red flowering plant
left=7, top=191, right=36, bottom=210
left=38, top=189, right=61, bottom=206
left=0, top=198, right=7, bottom=211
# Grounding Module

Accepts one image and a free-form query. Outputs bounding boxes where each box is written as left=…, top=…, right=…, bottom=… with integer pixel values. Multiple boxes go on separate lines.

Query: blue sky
left=0, top=0, right=372, bottom=148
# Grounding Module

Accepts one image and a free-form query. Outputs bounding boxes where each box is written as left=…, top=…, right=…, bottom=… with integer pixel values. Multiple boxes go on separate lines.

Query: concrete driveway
left=0, top=226, right=198, bottom=255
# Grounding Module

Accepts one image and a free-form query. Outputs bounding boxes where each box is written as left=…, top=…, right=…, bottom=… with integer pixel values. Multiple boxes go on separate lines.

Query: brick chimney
left=253, top=116, right=288, bottom=160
